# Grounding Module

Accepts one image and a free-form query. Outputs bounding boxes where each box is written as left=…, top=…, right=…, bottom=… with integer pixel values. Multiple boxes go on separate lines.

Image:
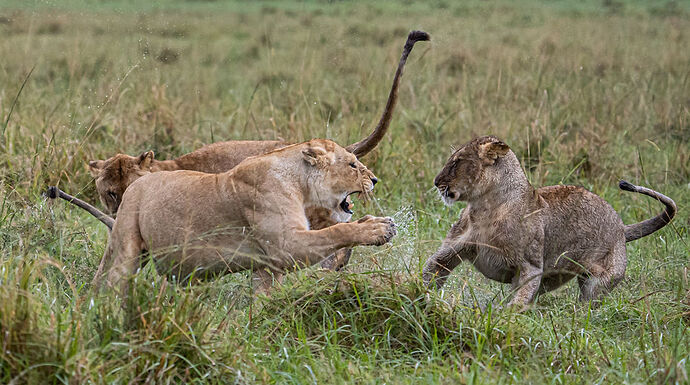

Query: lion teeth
left=340, top=194, right=354, bottom=214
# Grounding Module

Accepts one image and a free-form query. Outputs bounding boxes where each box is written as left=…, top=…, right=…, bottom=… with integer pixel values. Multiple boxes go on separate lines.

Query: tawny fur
left=83, top=30, right=427, bottom=272
left=94, top=139, right=396, bottom=301
left=423, top=135, right=677, bottom=308
left=87, top=30, right=430, bottom=216
left=87, top=141, right=286, bottom=214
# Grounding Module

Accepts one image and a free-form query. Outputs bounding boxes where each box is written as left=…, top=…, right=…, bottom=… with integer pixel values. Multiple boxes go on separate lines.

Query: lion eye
left=108, top=192, right=118, bottom=201
left=349, top=162, right=357, bottom=169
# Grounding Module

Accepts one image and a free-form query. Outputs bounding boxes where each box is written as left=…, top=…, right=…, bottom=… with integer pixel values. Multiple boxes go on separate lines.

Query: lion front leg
left=507, top=265, right=543, bottom=309
left=262, top=215, right=396, bottom=270
left=92, top=239, right=113, bottom=290
left=104, top=231, right=146, bottom=300
left=305, top=206, right=354, bottom=271
left=423, top=243, right=471, bottom=289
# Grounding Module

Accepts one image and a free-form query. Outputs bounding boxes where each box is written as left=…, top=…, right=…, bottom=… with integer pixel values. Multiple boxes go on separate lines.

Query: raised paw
left=357, top=216, right=396, bottom=246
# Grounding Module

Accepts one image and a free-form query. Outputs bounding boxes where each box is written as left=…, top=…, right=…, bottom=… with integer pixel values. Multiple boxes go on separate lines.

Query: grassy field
left=0, top=0, right=688, bottom=383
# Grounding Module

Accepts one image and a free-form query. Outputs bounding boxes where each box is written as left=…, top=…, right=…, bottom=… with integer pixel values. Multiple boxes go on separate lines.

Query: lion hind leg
left=507, top=266, right=543, bottom=308
left=578, top=241, right=626, bottom=307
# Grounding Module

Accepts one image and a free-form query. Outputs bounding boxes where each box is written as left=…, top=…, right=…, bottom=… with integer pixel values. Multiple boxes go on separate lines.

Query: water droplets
left=386, top=205, right=417, bottom=272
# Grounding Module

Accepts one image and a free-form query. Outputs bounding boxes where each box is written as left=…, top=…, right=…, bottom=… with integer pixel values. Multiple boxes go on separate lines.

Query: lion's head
left=433, top=136, right=511, bottom=205
left=88, top=151, right=154, bottom=214
left=299, top=139, right=378, bottom=223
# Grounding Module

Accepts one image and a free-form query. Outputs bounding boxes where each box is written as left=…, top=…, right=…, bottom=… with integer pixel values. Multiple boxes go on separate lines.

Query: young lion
left=423, top=135, right=676, bottom=308
left=94, top=139, right=396, bottom=299
left=87, top=30, right=430, bottom=216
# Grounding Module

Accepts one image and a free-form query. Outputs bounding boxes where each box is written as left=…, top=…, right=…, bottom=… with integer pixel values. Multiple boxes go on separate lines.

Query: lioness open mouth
left=339, top=192, right=360, bottom=214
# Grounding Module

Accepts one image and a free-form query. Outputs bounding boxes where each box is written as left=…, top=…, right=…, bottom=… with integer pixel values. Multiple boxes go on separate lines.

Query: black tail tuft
left=407, top=30, right=431, bottom=43
left=45, top=186, right=58, bottom=199
left=619, top=180, right=677, bottom=242
left=346, top=29, right=429, bottom=157
left=618, top=180, right=636, bottom=192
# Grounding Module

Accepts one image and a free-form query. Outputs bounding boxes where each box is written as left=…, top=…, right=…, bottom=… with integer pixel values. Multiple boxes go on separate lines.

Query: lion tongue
left=340, top=195, right=354, bottom=214
left=348, top=195, right=355, bottom=211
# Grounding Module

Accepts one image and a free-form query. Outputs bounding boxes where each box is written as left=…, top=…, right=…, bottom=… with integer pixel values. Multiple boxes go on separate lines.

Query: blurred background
left=0, top=1, right=688, bottom=383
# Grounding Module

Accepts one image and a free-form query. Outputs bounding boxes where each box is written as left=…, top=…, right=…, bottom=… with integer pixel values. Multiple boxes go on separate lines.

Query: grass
left=0, top=0, right=688, bottom=383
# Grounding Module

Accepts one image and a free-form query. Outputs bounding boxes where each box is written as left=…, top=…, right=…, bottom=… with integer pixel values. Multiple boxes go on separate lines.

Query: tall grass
left=0, top=0, right=688, bottom=383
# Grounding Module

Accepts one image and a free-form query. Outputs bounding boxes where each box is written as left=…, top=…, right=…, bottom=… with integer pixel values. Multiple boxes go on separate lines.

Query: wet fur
left=424, top=135, right=677, bottom=308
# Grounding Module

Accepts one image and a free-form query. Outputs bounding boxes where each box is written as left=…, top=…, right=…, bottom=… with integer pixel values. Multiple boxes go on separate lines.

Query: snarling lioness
left=94, top=139, right=396, bottom=299
left=72, top=31, right=427, bottom=272
left=424, top=136, right=677, bottom=308
left=87, top=31, right=430, bottom=216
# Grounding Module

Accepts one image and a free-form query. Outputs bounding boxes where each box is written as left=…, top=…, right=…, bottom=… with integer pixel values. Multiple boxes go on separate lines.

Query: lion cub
left=424, top=136, right=676, bottom=308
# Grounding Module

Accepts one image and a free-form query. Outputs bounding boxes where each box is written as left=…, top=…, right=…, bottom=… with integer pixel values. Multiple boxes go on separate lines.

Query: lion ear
left=88, top=160, right=105, bottom=177
left=138, top=151, right=154, bottom=170
left=302, top=146, right=329, bottom=167
left=478, top=140, right=510, bottom=165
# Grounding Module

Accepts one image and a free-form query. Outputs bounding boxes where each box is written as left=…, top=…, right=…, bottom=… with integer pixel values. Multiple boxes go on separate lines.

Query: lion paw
left=357, top=216, right=396, bottom=246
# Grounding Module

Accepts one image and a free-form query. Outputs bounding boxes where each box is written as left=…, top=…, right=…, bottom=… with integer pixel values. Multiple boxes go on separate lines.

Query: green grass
left=0, top=0, right=688, bottom=383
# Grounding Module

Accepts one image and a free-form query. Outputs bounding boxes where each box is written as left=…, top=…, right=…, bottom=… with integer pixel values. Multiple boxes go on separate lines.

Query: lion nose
left=433, top=175, right=442, bottom=187
left=371, top=177, right=378, bottom=186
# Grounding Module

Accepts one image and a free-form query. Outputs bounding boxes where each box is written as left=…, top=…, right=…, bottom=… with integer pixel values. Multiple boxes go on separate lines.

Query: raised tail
left=619, top=180, right=676, bottom=242
left=45, top=186, right=115, bottom=230
left=345, top=30, right=430, bottom=158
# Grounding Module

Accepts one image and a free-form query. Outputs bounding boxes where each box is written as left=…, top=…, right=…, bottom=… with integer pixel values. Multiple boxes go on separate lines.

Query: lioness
left=88, top=30, right=430, bottom=215
left=424, top=135, right=676, bottom=308
left=94, top=139, right=396, bottom=299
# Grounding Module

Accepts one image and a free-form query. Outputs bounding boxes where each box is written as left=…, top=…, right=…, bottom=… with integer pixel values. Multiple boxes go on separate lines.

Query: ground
left=0, top=0, right=688, bottom=383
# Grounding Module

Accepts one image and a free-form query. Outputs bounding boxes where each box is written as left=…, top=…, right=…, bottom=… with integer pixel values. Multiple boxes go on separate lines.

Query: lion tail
left=45, top=186, right=115, bottom=230
left=618, top=180, right=676, bottom=242
left=346, top=30, right=430, bottom=158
